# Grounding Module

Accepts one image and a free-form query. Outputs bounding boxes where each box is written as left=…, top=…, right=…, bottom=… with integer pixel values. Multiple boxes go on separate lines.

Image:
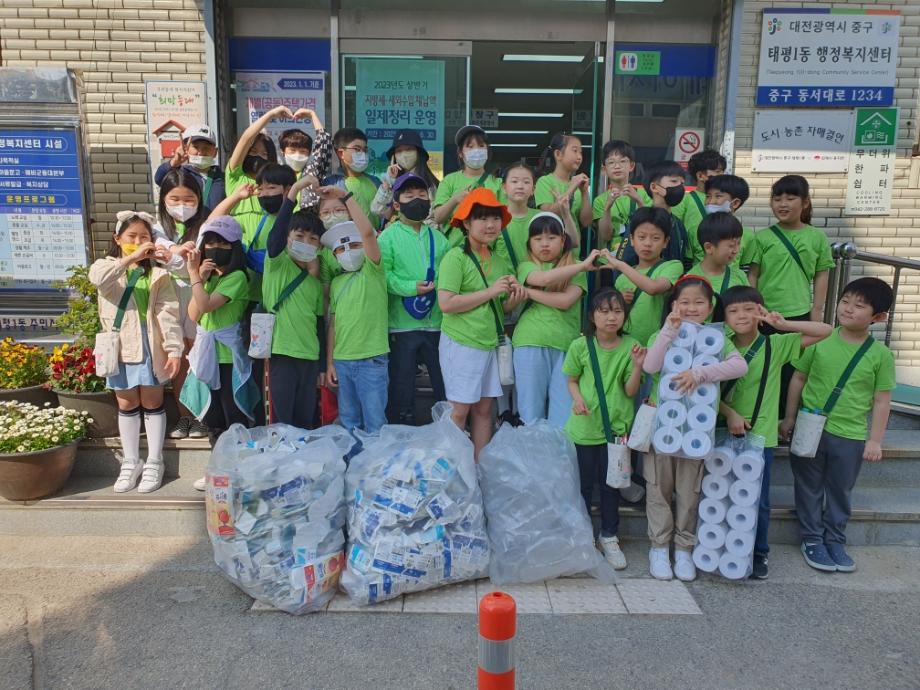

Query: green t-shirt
left=592, top=187, right=653, bottom=250
left=794, top=328, right=896, bottom=440
left=319, top=246, right=342, bottom=285
left=378, top=221, right=451, bottom=332
left=345, top=174, right=380, bottom=230
left=329, top=256, right=389, bottom=361
left=687, top=261, right=749, bottom=295
left=433, top=170, right=503, bottom=244
left=513, top=262, right=587, bottom=352
left=438, top=246, right=512, bottom=350
left=753, top=224, right=834, bottom=317
left=130, top=269, right=150, bottom=323
left=673, top=190, right=707, bottom=262
left=535, top=174, right=584, bottom=226
left=723, top=332, right=802, bottom=447
left=262, top=253, right=323, bottom=360
left=493, top=208, right=538, bottom=271
left=647, top=326, right=739, bottom=405
left=225, top=168, right=276, bottom=303
left=615, top=259, right=684, bottom=348
left=563, top=335, right=639, bottom=445
left=737, top=227, right=759, bottom=269
left=200, top=270, right=249, bottom=364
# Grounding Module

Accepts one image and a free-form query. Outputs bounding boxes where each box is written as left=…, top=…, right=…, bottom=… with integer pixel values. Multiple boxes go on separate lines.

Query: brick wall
left=733, top=1, right=920, bottom=382
left=0, top=0, right=208, bottom=259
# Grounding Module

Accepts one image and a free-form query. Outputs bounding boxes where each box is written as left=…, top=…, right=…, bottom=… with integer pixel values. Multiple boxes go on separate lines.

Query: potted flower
left=0, top=400, right=89, bottom=500
left=0, top=337, right=57, bottom=408
left=49, top=343, right=119, bottom=438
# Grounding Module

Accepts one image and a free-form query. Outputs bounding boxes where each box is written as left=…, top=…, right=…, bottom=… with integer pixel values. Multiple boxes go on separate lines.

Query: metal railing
left=825, top=242, right=920, bottom=347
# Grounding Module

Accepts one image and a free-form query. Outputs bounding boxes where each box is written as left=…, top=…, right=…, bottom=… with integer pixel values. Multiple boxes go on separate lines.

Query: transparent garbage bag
left=205, top=423, right=355, bottom=614
left=478, top=422, right=616, bottom=585
left=341, top=403, right=489, bottom=604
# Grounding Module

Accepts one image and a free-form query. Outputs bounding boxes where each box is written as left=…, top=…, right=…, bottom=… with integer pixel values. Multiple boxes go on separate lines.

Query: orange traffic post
left=478, top=591, right=516, bottom=689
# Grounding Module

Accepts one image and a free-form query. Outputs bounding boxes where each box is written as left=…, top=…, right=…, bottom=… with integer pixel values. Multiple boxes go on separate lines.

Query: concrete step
left=74, top=438, right=212, bottom=479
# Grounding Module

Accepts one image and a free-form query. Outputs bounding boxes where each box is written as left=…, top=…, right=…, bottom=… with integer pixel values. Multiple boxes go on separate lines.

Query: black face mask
left=204, top=247, right=233, bottom=267
left=663, top=184, right=686, bottom=208
left=243, top=154, right=268, bottom=177
left=399, top=198, right=430, bottom=222
left=258, top=194, right=284, bottom=215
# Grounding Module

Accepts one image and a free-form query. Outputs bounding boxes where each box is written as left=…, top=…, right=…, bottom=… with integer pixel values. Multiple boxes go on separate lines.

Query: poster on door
left=144, top=81, right=207, bottom=193
left=234, top=71, right=326, bottom=146
left=673, top=128, right=704, bottom=167
left=752, top=109, right=853, bottom=173
left=355, top=59, right=445, bottom=178
left=845, top=108, right=898, bottom=216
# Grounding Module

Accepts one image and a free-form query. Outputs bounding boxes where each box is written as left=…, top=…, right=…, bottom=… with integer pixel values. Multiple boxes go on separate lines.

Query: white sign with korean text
left=752, top=109, right=853, bottom=173
left=144, top=81, right=208, bottom=192
left=234, top=71, right=326, bottom=145
left=845, top=108, right=898, bottom=216
left=757, top=9, right=900, bottom=107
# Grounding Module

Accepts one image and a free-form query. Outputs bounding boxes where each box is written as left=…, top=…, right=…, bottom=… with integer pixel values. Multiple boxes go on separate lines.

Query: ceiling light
left=498, top=112, right=565, bottom=118
left=484, top=130, right=549, bottom=135
left=489, top=143, right=541, bottom=148
left=502, top=54, right=585, bottom=63
left=495, top=88, right=583, bottom=95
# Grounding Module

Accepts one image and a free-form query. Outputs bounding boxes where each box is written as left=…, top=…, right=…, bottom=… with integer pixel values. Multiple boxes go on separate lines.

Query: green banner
left=614, top=51, right=661, bottom=76
left=854, top=108, right=897, bottom=147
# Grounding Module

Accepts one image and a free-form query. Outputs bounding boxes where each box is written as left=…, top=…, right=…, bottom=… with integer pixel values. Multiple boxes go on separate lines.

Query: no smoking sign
left=674, top=127, right=705, bottom=165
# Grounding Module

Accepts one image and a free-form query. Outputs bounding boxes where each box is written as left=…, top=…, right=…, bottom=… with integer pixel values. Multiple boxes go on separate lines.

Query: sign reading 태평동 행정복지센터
left=845, top=108, right=898, bottom=216
left=757, top=8, right=900, bottom=108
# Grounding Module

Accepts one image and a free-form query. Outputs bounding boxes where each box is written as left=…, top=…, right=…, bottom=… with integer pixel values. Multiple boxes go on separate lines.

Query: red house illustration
left=152, top=119, right=187, bottom=160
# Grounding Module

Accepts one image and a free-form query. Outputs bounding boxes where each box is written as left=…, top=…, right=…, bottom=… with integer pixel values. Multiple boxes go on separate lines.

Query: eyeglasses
left=341, top=145, right=368, bottom=154
left=604, top=157, right=631, bottom=167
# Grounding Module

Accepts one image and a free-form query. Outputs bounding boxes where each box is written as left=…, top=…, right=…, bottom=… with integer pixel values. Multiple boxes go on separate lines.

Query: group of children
left=90, top=119, right=896, bottom=583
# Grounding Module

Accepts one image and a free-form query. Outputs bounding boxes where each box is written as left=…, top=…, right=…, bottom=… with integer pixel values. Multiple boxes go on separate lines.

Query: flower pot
left=0, top=385, right=58, bottom=408
left=0, top=441, right=78, bottom=501
left=55, top=389, right=120, bottom=438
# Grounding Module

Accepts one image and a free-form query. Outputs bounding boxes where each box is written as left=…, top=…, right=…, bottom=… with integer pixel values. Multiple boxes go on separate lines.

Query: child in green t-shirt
left=320, top=186, right=389, bottom=436
left=563, top=288, right=646, bottom=570
left=594, top=139, right=651, bottom=255
left=325, top=127, right=381, bottom=230
left=535, top=133, right=593, bottom=233
left=720, top=286, right=832, bottom=579
left=703, top=174, right=758, bottom=271
left=781, top=278, right=896, bottom=574
left=494, top=161, right=539, bottom=272
left=687, top=212, right=749, bottom=297
left=677, top=149, right=726, bottom=262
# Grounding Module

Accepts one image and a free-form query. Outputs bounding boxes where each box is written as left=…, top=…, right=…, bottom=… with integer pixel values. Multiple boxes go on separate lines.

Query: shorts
left=438, top=332, right=502, bottom=404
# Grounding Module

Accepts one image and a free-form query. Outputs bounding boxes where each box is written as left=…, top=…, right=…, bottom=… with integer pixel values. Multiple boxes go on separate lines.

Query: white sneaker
left=649, top=547, right=673, bottom=580
left=619, top=481, right=645, bottom=503
left=674, top=550, right=697, bottom=582
left=137, top=459, right=164, bottom=494
left=193, top=476, right=207, bottom=491
left=113, top=458, right=143, bottom=493
left=598, top=535, right=627, bottom=570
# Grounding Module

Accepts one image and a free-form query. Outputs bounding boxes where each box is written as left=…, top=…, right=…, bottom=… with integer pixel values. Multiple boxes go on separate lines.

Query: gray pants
left=790, top=431, right=864, bottom=545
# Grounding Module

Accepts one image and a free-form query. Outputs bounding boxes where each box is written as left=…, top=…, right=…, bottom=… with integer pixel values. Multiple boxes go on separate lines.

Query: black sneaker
left=750, top=553, right=769, bottom=579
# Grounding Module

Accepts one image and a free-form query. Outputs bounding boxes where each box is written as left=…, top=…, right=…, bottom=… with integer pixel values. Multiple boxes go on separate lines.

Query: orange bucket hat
left=450, top=187, right=512, bottom=228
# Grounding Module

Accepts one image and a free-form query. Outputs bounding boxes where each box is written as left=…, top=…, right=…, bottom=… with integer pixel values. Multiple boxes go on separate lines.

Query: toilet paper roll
left=695, top=327, right=724, bottom=356
left=729, top=479, right=759, bottom=507
left=692, top=354, right=719, bottom=368
left=726, top=505, right=757, bottom=532
left=663, top=347, right=693, bottom=374
left=698, top=522, right=727, bottom=550
left=699, top=497, right=730, bottom=524
left=705, top=446, right=736, bottom=476
left=725, top=529, right=755, bottom=557
left=656, top=400, right=688, bottom=427
left=701, top=473, right=730, bottom=500
left=732, top=451, right=765, bottom=483
left=674, top=322, right=699, bottom=349
left=652, top=426, right=683, bottom=455
left=681, top=429, right=712, bottom=459
left=718, top=552, right=750, bottom=580
left=658, top=373, right=685, bottom=401
left=689, top=383, right=718, bottom=406
left=693, top=545, right=721, bottom=573
left=687, top=404, right=716, bottom=431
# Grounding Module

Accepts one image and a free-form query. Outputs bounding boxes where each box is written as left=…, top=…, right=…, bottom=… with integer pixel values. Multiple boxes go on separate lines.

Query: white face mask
left=394, top=150, right=418, bottom=171
left=464, top=148, right=488, bottom=170
left=322, top=212, right=351, bottom=230
left=288, top=239, right=317, bottom=263
left=349, top=151, right=369, bottom=173
left=166, top=204, right=198, bottom=222
left=705, top=201, right=733, bottom=215
left=284, top=153, right=310, bottom=172
left=337, top=247, right=365, bottom=272
left=188, top=155, right=216, bottom=170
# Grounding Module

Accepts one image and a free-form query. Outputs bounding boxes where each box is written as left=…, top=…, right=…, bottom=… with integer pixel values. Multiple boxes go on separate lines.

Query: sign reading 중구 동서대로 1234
left=757, top=8, right=900, bottom=108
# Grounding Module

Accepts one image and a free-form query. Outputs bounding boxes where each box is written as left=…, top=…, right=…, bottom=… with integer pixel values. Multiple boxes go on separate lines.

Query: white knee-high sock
left=143, top=405, right=167, bottom=461
left=118, top=407, right=142, bottom=461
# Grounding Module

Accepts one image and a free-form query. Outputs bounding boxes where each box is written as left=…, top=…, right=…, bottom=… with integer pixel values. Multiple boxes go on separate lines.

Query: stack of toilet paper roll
left=652, top=322, right=724, bottom=461
left=692, top=441, right=765, bottom=580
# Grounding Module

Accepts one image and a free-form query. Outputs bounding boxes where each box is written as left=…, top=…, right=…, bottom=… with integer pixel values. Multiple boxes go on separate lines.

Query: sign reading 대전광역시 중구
left=757, top=8, right=900, bottom=108
left=845, top=108, right=898, bottom=216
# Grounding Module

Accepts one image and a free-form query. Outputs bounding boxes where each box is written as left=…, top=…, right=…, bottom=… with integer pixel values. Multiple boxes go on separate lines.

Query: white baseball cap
left=182, top=123, right=216, bottom=145
left=320, top=221, right=360, bottom=251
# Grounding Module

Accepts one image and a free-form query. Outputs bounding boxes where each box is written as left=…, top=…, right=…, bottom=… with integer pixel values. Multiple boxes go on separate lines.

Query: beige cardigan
left=89, top=257, right=184, bottom=383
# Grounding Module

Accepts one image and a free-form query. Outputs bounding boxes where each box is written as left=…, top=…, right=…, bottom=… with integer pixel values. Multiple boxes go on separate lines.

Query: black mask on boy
left=399, top=198, right=431, bottom=222
left=243, top=154, right=268, bottom=177
left=258, top=194, right=284, bottom=215
left=663, top=184, right=685, bottom=207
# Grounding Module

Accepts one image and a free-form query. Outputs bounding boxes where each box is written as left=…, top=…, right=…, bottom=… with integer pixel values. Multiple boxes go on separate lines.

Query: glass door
left=570, top=42, right=602, bottom=191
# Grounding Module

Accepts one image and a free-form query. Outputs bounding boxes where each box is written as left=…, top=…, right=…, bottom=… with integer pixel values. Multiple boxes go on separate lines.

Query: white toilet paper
left=698, top=522, right=727, bottom=550
left=701, top=474, right=730, bottom=500
left=699, top=497, right=730, bottom=524
left=663, top=347, right=693, bottom=374
left=725, top=529, right=755, bottom=557
left=687, top=404, right=716, bottom=431
left=726, top=505, right=757, bottom=532
left=692, top=545, right=721, bottom=573
left=657, top=400, right=688, bottom=427
left=732, top=451, right=765, bottom=483
left=674, top=322, right=699, bottom=349
left=705, top=446, right=735, bottom=476
left=718, top=552, right=749, bottom=580
left=681, top=429, right=712, bottom=459
left=689, top=383, right=718, bottom=406
left=695, top=327, right=724, bottom=355
left=729, top=480, right=759, bottom=507
left=692, top=354, right=719, bottom=368
left=652, top=426, right=683, bottom=455
left=658, top=374, right=684, bottom=401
